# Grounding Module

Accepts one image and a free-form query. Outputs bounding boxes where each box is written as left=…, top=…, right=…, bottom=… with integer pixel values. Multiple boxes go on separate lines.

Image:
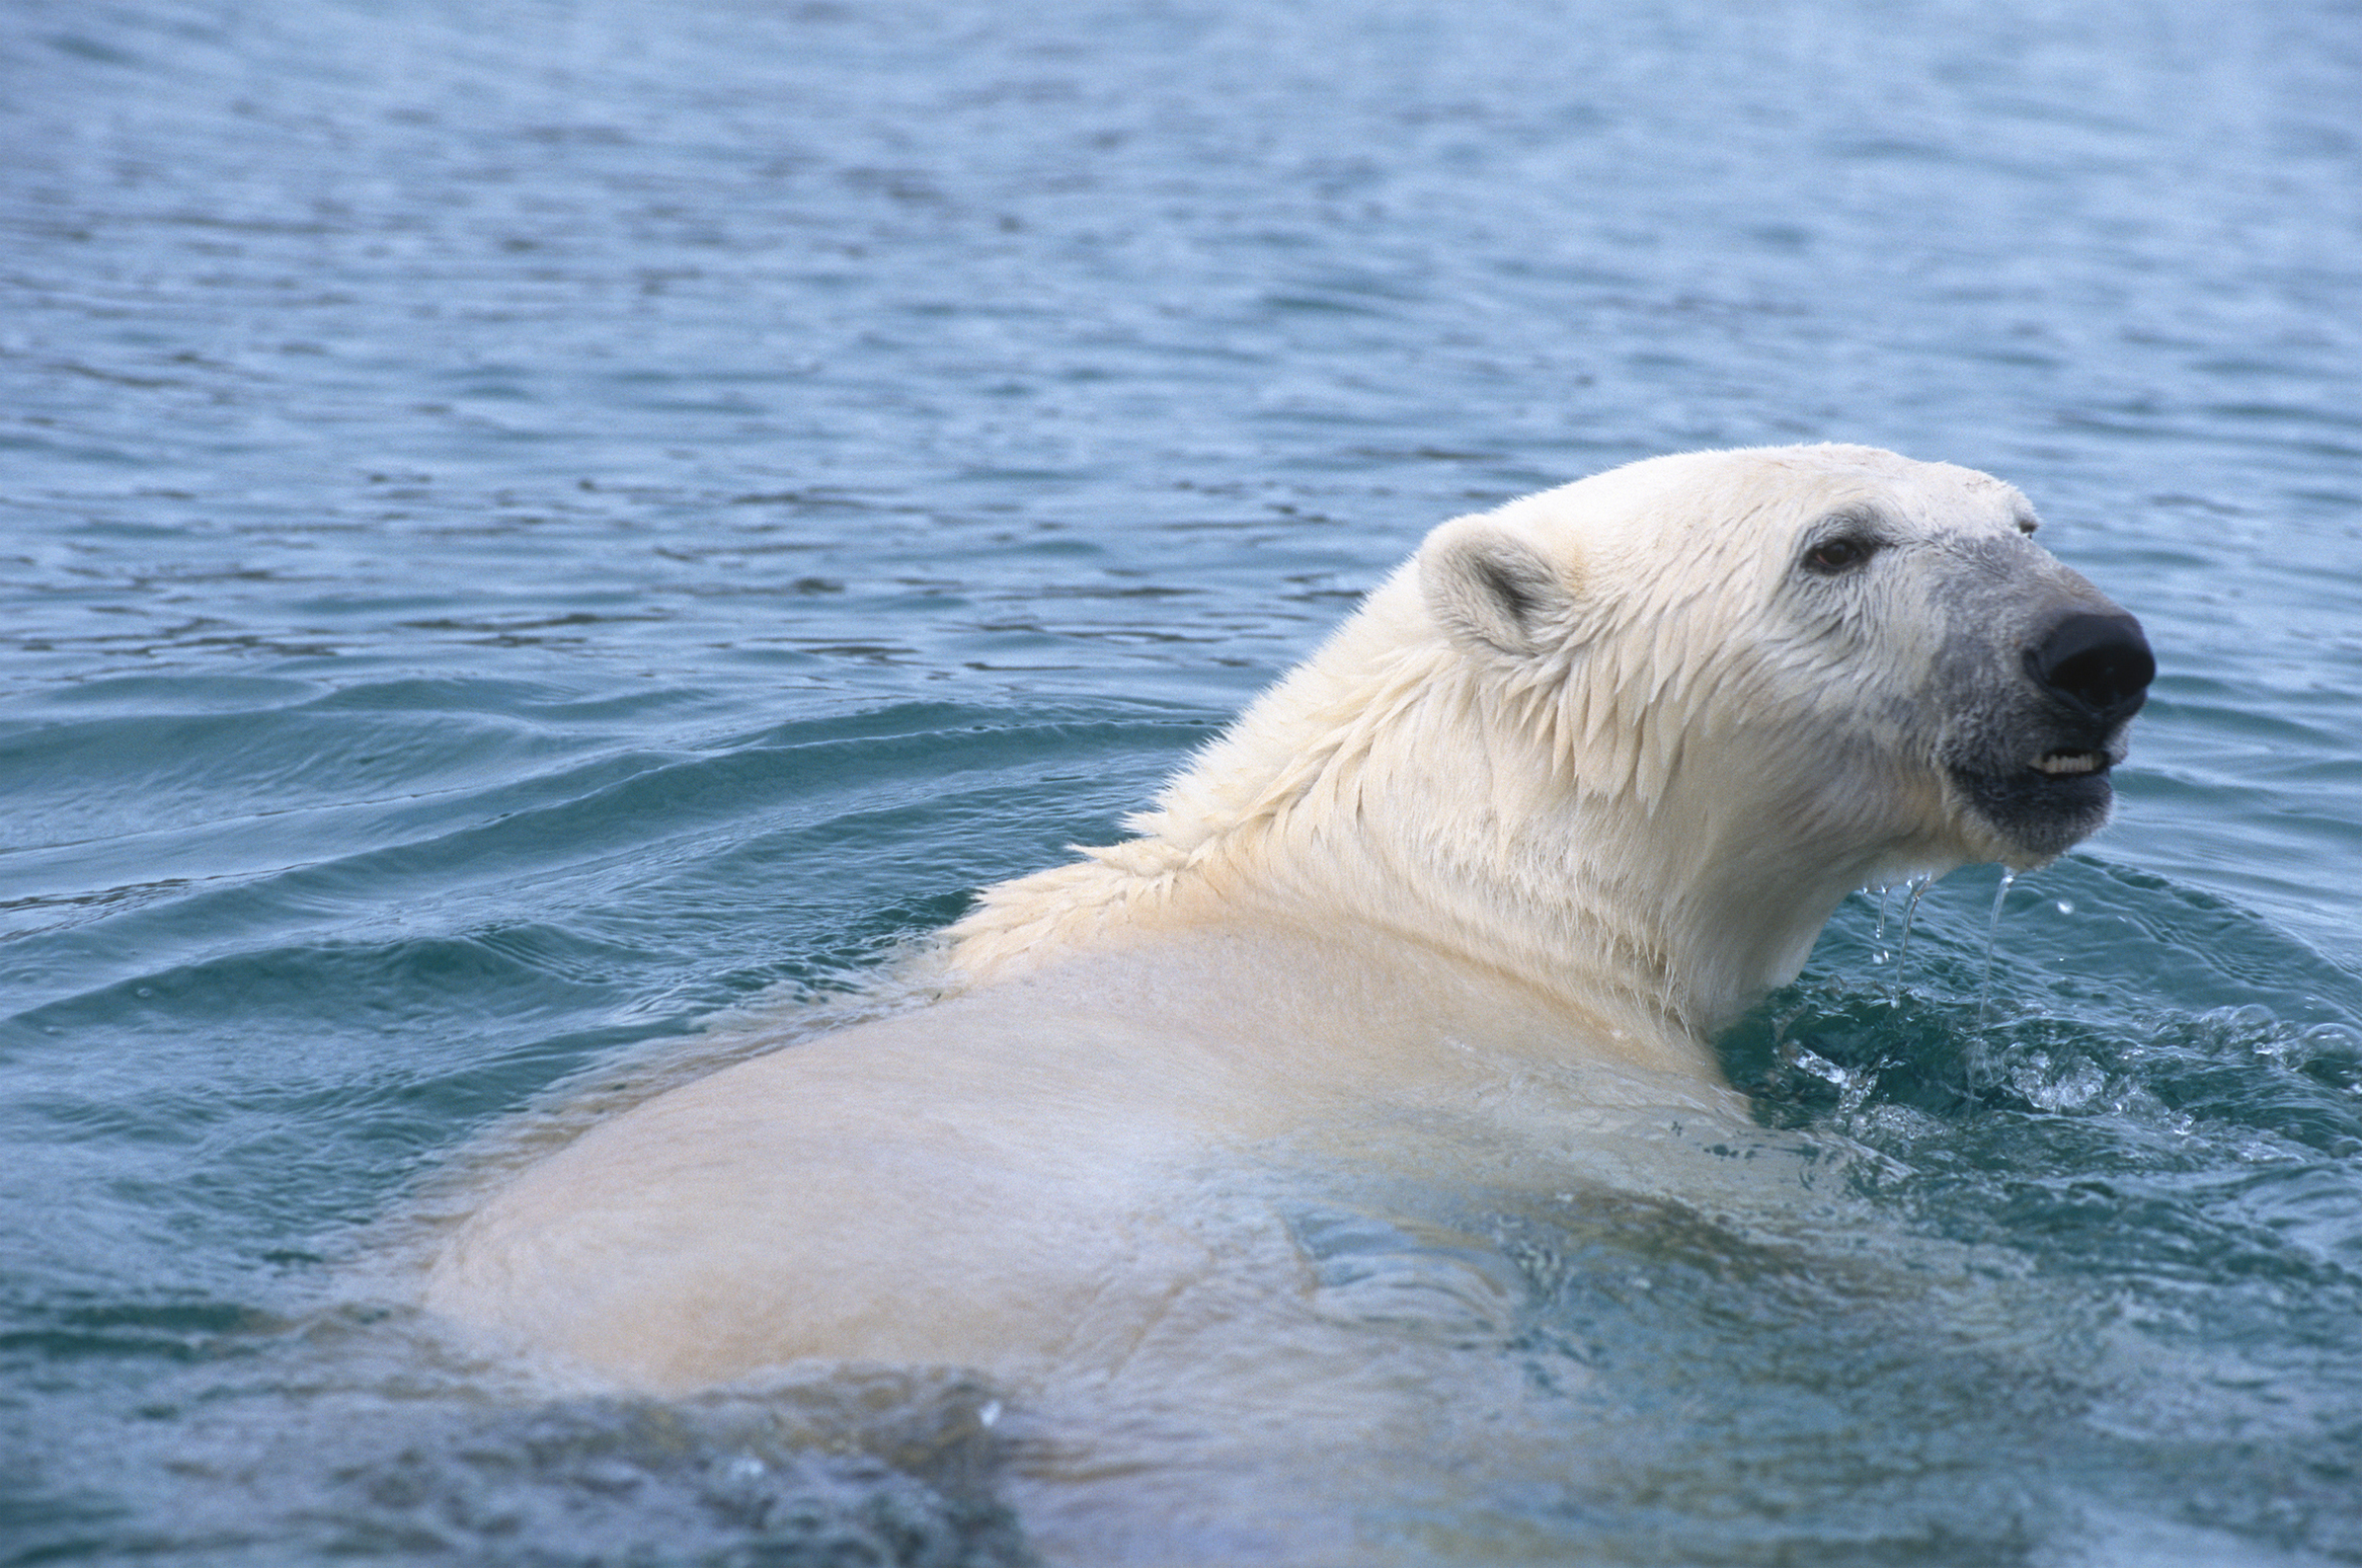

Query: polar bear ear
left=1418, top=519, right=1581, bottom=660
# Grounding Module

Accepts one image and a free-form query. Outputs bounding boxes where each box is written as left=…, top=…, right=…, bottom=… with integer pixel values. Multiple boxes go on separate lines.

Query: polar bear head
left=1415, top=443, right=2150, bottom=870
left=1385, top=443, right=2152, bottom=1028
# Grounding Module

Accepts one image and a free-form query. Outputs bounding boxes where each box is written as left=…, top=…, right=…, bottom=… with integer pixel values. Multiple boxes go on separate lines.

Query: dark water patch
left=0, top=1295, right=265, bottom=1371
left=1719, top=865, right=2362, bottom=1538
left=0, top=693, right=1204, bottom=1008
left=9, top=671, right=328, bottom=714
left=7, top=928, right=635, bottom=1050
left=9, top=1357, right=1032, bottom=1568
left=0, top=705, right=595, bottom=852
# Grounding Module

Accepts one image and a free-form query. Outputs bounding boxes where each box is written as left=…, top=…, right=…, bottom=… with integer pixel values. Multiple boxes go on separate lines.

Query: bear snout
left=2024, top=610, right=2155, bottom=726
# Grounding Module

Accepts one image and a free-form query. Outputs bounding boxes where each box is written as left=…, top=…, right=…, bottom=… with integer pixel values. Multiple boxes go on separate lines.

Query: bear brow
left=1801, top=504, right=1891, bottom=550
left=1812, top=503, right=1886, bottom=535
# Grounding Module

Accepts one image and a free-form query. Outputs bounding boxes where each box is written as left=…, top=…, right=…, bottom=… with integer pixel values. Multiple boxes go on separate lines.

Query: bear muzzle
left=1941, top=602, right=2154, bottom=863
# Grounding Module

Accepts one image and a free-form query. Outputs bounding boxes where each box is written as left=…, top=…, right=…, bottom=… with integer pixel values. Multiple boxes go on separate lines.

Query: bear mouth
left=1948, top=748, right=2118, bottom=862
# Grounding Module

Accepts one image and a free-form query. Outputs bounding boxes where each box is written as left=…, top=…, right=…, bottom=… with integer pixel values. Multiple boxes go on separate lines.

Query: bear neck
left=949, top=573, right=1892, bottom=1084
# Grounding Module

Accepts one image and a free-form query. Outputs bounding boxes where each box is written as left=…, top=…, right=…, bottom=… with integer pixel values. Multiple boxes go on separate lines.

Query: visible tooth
left=2034, top=752, right=2098, bottom=776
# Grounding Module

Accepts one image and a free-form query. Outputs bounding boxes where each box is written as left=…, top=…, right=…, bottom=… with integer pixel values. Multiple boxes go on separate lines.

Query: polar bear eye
left=1802, top=535, right=1878, bottom=575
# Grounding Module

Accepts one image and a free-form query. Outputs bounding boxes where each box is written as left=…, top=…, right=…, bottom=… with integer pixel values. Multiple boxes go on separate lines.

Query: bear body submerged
left=423, top=444, right=2152, bottom=1396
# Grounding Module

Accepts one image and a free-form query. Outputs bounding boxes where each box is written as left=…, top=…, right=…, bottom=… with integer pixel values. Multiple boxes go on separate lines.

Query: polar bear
left=422, top=443, right=2150, bottom=1398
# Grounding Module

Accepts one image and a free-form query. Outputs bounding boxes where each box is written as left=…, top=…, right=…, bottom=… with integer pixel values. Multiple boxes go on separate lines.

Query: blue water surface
left=5, top=0, right=2362, bottom=1562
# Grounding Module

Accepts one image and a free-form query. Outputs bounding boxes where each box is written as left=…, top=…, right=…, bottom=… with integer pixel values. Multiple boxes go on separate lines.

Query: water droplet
left=2054, top=900, right=2074, bottom=915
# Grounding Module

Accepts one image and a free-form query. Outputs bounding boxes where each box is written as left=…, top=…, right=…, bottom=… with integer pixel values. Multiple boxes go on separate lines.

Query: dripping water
left=1890, top=874, right=1933, bottom=1004
left=1978, top=869, right=2017, bottom=1025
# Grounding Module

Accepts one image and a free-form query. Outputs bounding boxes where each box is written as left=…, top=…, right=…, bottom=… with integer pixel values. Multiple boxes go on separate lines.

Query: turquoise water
left=5, top=0, right=2362, bottom=1561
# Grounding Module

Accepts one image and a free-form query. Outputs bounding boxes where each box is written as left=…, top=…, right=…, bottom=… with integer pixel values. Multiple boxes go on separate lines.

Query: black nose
left=2028, top=610, right=2155, bottom=724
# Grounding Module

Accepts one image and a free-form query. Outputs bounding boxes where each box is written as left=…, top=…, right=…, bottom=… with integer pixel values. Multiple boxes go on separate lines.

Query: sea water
left=5, top=0, right=2362, bottom=1561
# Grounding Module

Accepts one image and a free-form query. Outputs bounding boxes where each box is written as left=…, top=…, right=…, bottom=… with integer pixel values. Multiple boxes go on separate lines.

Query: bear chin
left=1948, top=763, right=2115, bottom=865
